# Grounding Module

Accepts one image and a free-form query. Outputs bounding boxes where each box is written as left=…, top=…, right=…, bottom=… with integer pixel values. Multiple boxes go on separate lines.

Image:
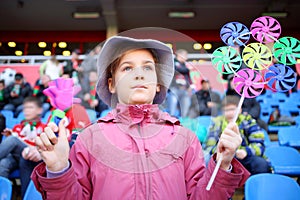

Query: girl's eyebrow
left=119, top=59, right=155, bottom=66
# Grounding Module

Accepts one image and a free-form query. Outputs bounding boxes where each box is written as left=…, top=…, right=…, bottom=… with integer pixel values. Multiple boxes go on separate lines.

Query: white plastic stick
left=206, top=95, right=245, bottom=191
left=206, top=154, right=223, bottom=191
left=232, top=94, right=245, bottom=123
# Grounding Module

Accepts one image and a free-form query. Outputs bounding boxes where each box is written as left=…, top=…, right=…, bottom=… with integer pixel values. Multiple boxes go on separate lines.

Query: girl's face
left=108, top=49, right=160, bottom=105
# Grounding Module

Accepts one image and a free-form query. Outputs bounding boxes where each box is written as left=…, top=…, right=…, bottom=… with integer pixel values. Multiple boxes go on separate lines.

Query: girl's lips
left=132, top=85, right=147, bottom=89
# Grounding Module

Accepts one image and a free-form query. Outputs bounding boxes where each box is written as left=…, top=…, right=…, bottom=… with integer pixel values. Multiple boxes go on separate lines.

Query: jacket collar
left=99, top=103, right=179, bottom=125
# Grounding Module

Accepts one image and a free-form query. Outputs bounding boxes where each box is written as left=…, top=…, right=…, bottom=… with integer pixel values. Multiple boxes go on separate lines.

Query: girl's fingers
left=58, top=119, right=68, bottom=139
left=226, top=122, right=239, bottom=135
left=35, top=136, right=47, bottom=151
left=47, top=122, right=59, bottom=132
left=44, top=126, right=58, bottom=145
left=218, top=129, right=241, bottom=154
left=39, top=132, right=54, bottom=151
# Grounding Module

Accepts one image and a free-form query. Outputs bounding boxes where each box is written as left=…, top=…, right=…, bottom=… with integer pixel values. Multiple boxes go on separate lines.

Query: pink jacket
left=32, top=104, right=249, bottom=200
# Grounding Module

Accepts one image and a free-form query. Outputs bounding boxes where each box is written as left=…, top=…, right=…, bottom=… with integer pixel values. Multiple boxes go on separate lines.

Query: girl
left=32, top=36, right=249, bottom=200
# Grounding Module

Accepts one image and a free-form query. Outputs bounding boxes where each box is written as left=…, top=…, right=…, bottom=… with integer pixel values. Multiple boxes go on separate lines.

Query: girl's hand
left=216, top=122, right=242, bottom=170
left=35, top=120, right=70, bottom=172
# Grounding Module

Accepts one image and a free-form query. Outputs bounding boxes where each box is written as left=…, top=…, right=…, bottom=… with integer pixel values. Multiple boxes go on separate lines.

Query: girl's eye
left=123, top=66, right=132, bottom=72
left=144, top=65, right=154, bottom=71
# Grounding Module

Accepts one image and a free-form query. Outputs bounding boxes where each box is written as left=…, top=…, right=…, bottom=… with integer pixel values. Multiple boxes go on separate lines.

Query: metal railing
left=0, top=53, right=212, bottom=65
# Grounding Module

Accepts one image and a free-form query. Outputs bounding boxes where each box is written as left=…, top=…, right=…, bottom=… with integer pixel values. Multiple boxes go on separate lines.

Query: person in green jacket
left=205, top=95, right=271, bottom=175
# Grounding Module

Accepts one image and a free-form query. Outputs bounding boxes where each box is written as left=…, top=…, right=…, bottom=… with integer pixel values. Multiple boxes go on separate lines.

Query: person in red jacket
left=0, top=96, right=46, bottom=198
left=33, top=35, right=249, bottom=200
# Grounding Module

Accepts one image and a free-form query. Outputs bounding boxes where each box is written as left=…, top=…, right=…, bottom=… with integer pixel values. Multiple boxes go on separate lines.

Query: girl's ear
left=108, top=78, right=116, bottom=93
left=156, top=84, right=161, bottom=93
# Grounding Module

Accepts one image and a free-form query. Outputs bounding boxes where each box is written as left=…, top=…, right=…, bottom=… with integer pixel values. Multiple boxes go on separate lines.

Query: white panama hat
left=96, top=36, right=174, bottom=107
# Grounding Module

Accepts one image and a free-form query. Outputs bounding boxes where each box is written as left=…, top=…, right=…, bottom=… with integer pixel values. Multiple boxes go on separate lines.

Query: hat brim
left=96, top=36, right=174, bottom=107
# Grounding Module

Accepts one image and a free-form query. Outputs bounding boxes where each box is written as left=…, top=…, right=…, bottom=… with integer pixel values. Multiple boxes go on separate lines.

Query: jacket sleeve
left=244, top=118, right=265, bottom=157
left=31, top=137, right=92, bottom=200
left=185, top=135, right=250, bottom=200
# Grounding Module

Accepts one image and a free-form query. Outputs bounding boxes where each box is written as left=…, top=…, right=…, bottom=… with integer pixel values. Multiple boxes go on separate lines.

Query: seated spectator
left=78, top=70, right=109, bottom=115
left=3, top=73, right=33, bottom=117
left=226, top=75, right=268, bottom=131
left=188, top=79, right=221, bottom=118
left=204, top=95, right=271, bottom=175
left=79, top=46, right=101, bottom=92
left=33, top=74, right=52, bottom=117
left=39, top=55, right=63, bottom=80
left=0, top=79, right=8, bottom=110
left=167, top=49, right=192, bottom=117
left=0, top=96, right=46, bottom=198
left=63, top=49, right=81, bottom=81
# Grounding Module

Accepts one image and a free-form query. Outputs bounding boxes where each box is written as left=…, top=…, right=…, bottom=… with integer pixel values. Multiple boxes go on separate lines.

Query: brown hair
left=105, top=48, right=159, bottom=86
left=221, top=95, right=240, bottom=107
left=23, top=96, right=42, bottom=108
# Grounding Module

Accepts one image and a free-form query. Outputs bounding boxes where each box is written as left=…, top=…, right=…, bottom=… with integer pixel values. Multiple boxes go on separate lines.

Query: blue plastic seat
left=0, top=110, right=17, bottom=128
left=9, top=169, right=20, bottom=179
left=256, top=94, right=269, bottom=103
left=278, top=126, right=300, bottom=148
left=262, top=129, right=278, bottom=147
left=294, top=116, right=300, bottom=126
left=264, top=146, right=300, bottom=176
left=100, top=109, right=112, bottom=118
left=245, top=173, right=300, bottom=200
left=0, top=110, right=14, bottom=119
left=279, top=102, right=299, bottom=116
left=86, top=109, right=98, bottom=122
left=180, top=117, right=208, bottom=143
left=197, top=116, right=212, bottom=128
left=263, top=98, right=281, bottom=108
left=0, top=176, right=12, bottom=200
left=23, top=180, right=42, bottom=200
left=41, top=110, right=51, bottom=123
left=271, top=92, right=289, bottom=103
left=16, top=111, right=25, bottom=123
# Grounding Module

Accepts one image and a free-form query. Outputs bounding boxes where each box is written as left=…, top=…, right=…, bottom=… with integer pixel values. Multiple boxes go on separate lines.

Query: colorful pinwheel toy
left=207, top=16, right=299, bottom=191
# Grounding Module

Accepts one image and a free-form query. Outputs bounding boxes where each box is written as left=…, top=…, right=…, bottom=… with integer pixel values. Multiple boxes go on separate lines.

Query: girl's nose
left=134, top=67, right=144, bottom=80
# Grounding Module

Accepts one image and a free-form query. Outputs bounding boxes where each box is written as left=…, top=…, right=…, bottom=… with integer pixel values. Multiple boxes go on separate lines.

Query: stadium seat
left=180, top=117, right=208, bottom=143
left=100, top=109, right=112, bottom=118
left=0, top=176, right=12, bottom=200
left=86, top=109, right=97, bottom=122
left=278, top=126, right=300, bottom=148
left=262, top=129, right=278, bottom=147
left=197, top=116, right=212, bottom=128
left=264, top=146, right=300, bottom=176
left=270, top=92, right=288, bottom=103
left=41, top=110, right=51, bottom=123
left=294, top=116, right=300, bottom=126
left=16, top=111, right=25, bottom=123
left=289, top=92, right=300, bottom=100
left=0, top=110, right=17, bottom=128
left=245, top=173, right=300, bottom=200
left=9, top=169, right=20, bottom=179
left=279, top=102, right=300, bottom=117
left=23, top=180, right=42, bottom=200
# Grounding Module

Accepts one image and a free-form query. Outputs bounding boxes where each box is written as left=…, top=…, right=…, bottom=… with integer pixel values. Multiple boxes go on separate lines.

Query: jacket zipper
left=137, top=122, right=151, bottom=200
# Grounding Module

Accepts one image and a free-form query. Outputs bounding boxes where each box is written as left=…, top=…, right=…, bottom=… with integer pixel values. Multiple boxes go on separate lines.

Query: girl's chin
left=128, top=97, right=152, bottom=105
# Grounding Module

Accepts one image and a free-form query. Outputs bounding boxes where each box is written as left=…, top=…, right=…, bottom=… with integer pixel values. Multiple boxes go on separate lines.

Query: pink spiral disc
left=233, top=68, right=265, bottom=98
left=250, top=16, right=281, bottom=43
